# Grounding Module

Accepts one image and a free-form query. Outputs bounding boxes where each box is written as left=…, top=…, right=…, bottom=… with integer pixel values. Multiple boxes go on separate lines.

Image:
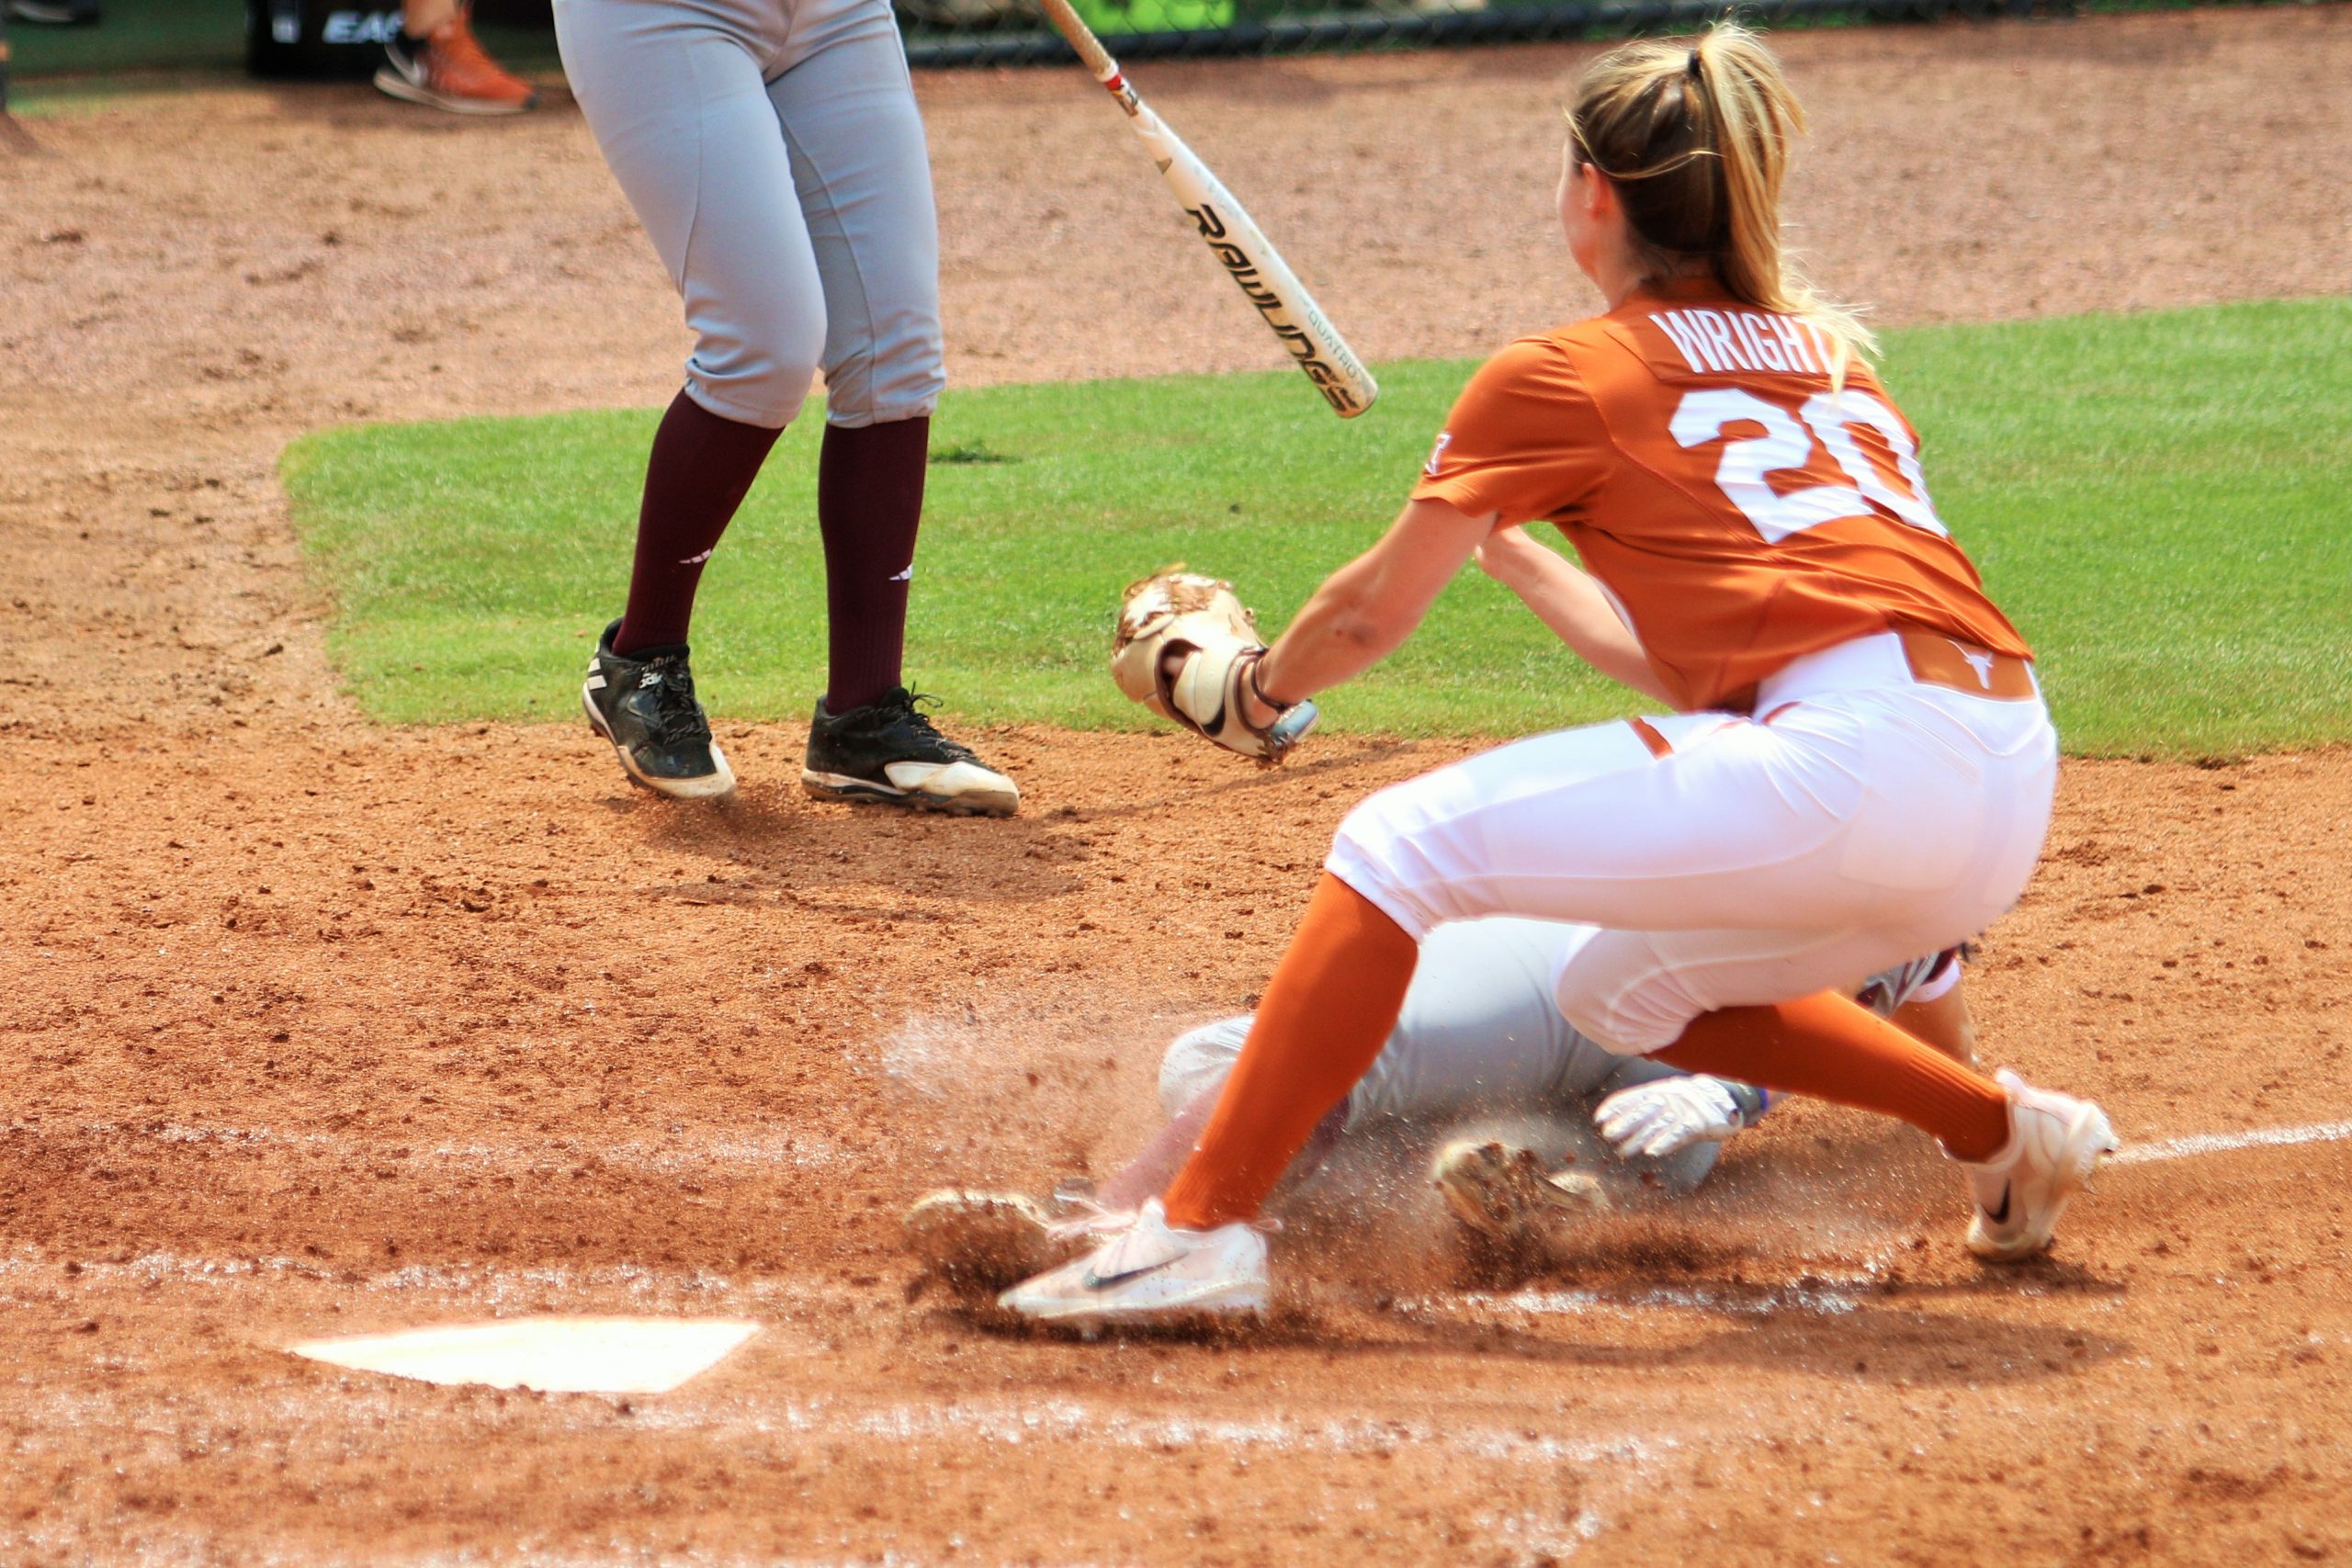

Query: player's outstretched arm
left=1473, top=525, right=1673, bottom=705
left=1244, top=499, right=1494, bottom=717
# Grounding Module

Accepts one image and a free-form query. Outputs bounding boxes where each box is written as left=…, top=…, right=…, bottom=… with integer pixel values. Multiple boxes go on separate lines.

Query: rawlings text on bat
left=1033, top=0, right=1378, bottom=418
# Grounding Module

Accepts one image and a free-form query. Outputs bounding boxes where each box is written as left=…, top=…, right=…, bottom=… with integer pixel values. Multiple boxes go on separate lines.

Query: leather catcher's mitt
left=1111, top=570, right=1318, bottom=762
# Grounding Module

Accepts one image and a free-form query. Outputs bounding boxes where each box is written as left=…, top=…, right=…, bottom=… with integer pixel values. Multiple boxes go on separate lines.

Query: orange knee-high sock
left=1653, top=992, right=2010, bottom=1161
left=1161, top=875, right=1419, bottom=1230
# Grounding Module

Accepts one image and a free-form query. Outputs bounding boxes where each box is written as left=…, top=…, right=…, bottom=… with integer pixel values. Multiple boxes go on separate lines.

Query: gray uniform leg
left=767, top=0, right=945, bottom=427
left=555, top=0, right=943, bottom=430
left=1159, top=919, right=1946, bottom=1205
left=1161, top=919, right=1613, bottom=1128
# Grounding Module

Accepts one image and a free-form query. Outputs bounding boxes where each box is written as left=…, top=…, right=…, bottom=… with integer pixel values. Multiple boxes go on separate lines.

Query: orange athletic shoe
left=374, top=11, right=538, bottom=117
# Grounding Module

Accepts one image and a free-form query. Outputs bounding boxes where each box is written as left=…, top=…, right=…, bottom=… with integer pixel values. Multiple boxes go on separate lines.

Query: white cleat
left=1962, top=1068, right=2119, bottom=1262
left=998, top=1199, right=1268, bottom=1325
left=1431, top=1139, right=1609, bottom=1263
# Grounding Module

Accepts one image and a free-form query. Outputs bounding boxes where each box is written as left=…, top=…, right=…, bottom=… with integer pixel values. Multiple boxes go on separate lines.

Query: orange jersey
left=1412, top=281, right=2030, bottom=714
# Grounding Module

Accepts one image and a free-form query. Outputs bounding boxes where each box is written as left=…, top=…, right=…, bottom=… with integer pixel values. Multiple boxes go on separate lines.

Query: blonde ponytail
left=1568, top=23, right=1875, bottom=382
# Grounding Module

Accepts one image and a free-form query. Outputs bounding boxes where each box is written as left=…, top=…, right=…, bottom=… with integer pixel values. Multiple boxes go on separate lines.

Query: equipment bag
left=246, top=0, right=406, bottom=79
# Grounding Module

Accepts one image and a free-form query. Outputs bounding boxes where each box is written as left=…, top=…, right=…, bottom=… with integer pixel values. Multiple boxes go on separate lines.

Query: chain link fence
left=897, top=0, right=2241, bottom=66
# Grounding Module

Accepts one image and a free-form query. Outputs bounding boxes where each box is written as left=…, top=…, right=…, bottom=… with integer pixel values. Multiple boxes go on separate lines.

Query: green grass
left=284, top=295, right=2352, bottom=756
left=1893, top=299, right=2352, bottom=755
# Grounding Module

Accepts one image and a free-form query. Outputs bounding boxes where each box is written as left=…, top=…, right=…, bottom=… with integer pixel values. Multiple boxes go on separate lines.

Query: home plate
left=288, top=1316, right=761, bottom=1394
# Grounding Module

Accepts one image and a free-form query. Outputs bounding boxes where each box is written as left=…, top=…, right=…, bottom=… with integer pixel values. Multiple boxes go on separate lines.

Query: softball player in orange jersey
left=1005, top=24, right=2116, bottom=1325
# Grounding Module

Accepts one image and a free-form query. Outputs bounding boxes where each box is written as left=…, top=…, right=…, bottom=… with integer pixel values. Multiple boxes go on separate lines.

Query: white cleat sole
left=372, top=69, right=536, bottom=116
left=801, top=768, right=1017, bottom=818
left=1001, top=1274, right=1269, bottom=1326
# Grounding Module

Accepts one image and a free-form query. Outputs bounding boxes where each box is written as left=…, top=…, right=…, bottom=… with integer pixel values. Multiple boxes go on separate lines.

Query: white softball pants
left=1324, top=631, right=2059, bottom=1056
left=556, top=0, right=946, bottom=429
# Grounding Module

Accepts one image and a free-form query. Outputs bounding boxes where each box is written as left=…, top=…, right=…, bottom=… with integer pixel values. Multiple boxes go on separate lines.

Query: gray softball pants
left=555, top=0, right=946, bottom=430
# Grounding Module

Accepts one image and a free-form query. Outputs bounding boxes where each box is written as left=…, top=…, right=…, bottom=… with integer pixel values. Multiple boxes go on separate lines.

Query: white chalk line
left=6, top=1357, right=1668, bottom=1472
left=23, top=1111, right=2352, bottom=1179
left=1396, top=1280, right=1865, bottom=1322
left=656, top=1393, right=1673, bottom=1470
left=2112, top=1118, right=2352, bottom=1167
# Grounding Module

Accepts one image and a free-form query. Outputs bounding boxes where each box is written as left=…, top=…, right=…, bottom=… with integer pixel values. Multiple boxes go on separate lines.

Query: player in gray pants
left=562, top=0, right=1019, bottom=815
left=908, top=918, right=1971, bottom=1285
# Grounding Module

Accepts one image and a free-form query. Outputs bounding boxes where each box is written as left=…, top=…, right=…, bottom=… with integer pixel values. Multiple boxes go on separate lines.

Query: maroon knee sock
left=613, top=390, right=782, bottom=657
left=817, top=416, right=929, bottom=713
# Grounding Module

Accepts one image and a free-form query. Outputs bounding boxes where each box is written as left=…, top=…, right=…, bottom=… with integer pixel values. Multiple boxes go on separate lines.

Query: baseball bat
left=1032, top=0, right=1378, bottom=418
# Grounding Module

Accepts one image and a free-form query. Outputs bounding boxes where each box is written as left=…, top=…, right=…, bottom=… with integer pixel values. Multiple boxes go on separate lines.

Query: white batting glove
left=1593, top=1076, right=1755, bottom=1160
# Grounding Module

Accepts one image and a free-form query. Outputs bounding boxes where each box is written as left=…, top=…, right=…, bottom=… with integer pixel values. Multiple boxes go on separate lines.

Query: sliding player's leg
left=908, top=919, right=1595, bottom=1290
left=910, top=922, right=1973, bottom=1290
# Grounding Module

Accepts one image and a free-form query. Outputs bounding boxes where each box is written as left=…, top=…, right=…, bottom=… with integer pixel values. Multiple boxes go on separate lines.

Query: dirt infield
left=5, top=8, right=2352, bottom=1562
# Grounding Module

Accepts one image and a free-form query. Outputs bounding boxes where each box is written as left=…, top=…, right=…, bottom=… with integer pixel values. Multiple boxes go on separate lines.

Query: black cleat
left=581, top=619, right=736, bottom=800
left=802, top=687, right=1018, bottom=817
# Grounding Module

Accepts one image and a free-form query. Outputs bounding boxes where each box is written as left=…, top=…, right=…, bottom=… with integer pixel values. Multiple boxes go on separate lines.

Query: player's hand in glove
left=1110, top=570, right=1317, bottom=762
left=1593, top=1075, right=1766, bottom=1159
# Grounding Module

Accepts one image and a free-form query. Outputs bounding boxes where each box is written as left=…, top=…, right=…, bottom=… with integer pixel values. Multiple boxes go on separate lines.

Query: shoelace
left=868, top=690, right=978, bottom=762
left=643, top=658, right=714, bottom=749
